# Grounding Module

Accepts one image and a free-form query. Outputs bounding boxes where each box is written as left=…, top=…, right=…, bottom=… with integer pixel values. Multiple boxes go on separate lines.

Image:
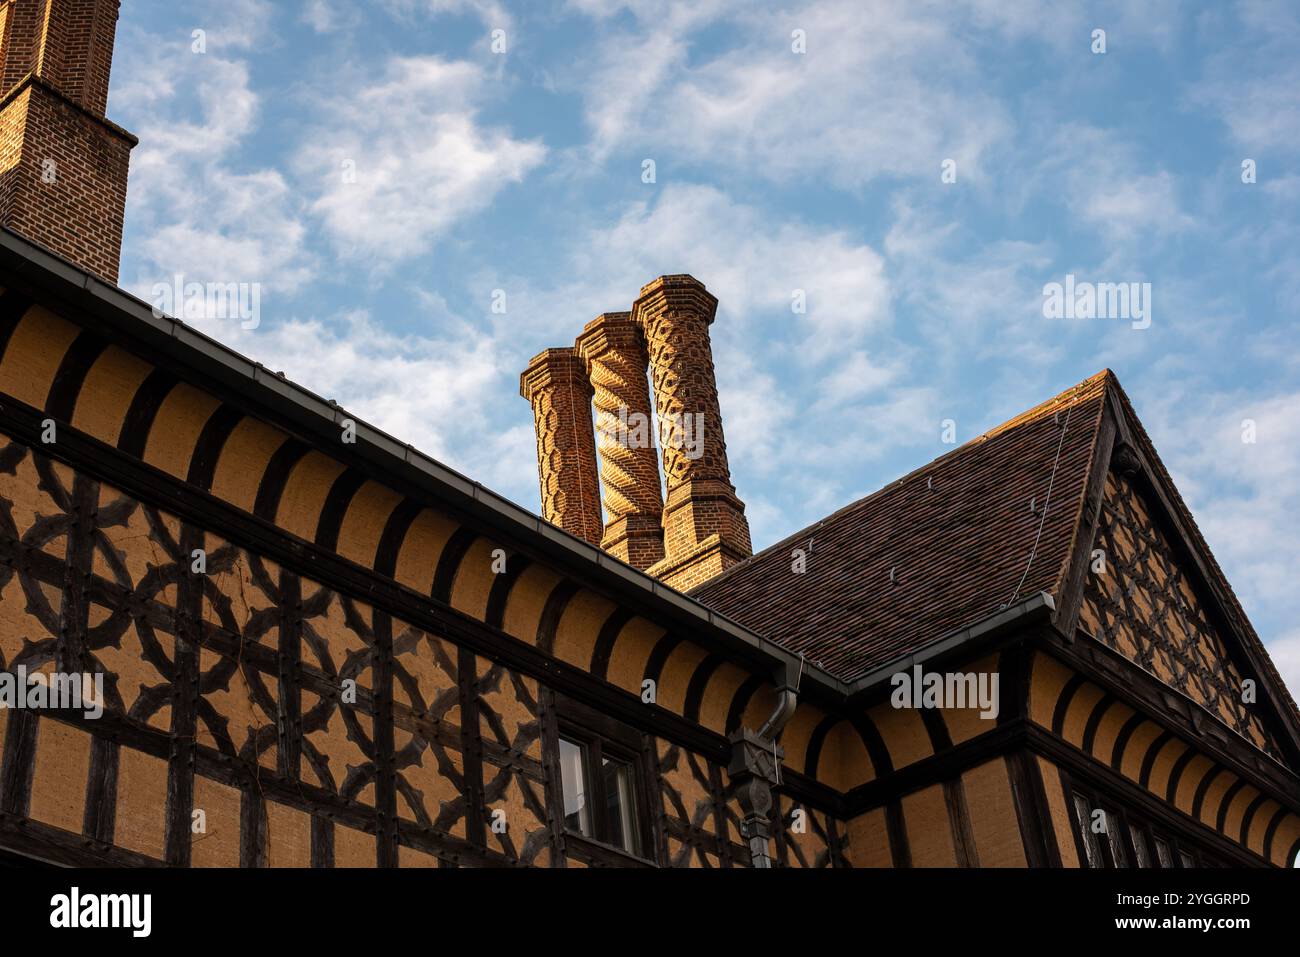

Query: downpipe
left=727, top=655, right=804, bottom=867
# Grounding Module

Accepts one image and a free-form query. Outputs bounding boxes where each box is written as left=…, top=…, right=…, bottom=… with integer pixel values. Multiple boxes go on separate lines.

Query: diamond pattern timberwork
left=1079, top=469, right=1280, bottom=758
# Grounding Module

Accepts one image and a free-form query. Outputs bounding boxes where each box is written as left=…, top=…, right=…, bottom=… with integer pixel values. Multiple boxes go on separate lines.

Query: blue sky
left=107, top=0, right=1300, bottom=697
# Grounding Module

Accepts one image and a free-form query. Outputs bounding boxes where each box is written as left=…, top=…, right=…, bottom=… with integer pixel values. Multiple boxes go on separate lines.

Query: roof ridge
left=1047, top=375, right=1114, bottom=600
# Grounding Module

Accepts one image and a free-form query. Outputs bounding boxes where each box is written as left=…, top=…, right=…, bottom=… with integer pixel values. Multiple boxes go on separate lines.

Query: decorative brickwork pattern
left=633, top=276, right=730, bottom=489
left=519, top=348, right=603, bottom=545
left=0, top=1, right=135, bottom=282
left=574, top=312, right=665, bottom=569
left=633, top=275, right=751, bottom=588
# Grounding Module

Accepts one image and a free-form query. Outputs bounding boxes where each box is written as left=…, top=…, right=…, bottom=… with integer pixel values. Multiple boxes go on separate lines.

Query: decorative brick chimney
left=0, top=0, right=137, bottom=283
left=519, top=275, right=751, bottom=589
left=634, top=275, right=751, bottom=590
left=520, top=347, right=604, bottom=545
left=575, top=312, right=665, bottom=570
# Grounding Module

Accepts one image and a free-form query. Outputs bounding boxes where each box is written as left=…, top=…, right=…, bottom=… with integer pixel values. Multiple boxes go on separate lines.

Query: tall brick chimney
left=0, top=0, right=137, bottom=282
left=520, top=347, right=604, bottom=545
left=575, top=312, right=665, bottom=570
left=634, top=275, right=751, bottom=590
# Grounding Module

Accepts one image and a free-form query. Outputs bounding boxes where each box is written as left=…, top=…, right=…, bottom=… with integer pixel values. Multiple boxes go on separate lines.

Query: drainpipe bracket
left=726, top=728, right=782, bottom=868
left=727, top=727, right=783, bottom=787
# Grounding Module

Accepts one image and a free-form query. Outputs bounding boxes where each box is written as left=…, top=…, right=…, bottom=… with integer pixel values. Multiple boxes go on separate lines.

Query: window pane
left=601, top=756, right=639, bottom=855
left=559, top=737, right=592, bottom=837
left=1154, top=837, right=1173, bottom=868
left=1132, top=828, right=1153, bottom=868
left=1105, top=810, right=1129, bottom=867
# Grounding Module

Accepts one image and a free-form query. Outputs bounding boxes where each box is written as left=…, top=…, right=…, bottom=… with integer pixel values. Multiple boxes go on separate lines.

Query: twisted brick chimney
left=575, top=312, right=665, bottom=570
left=0, top=0, right=136, bottom=282
left=635, top=275, right=751, bottom=590
left=520, top=347, right=604, bottom=545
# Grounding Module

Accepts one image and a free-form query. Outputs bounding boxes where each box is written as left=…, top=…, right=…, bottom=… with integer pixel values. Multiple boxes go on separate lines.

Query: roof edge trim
left=846, top=591, right=1056, bottom=699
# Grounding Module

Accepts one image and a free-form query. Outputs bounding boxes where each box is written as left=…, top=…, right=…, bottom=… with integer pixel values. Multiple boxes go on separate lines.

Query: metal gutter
left=845, top=591, right=1056, bottom=701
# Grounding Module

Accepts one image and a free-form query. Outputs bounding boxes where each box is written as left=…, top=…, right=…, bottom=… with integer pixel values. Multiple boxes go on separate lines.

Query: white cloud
left=884, top=199, right=1058, bottom=369
left=1031, top=125, right=1196, bottom=243
left=564, top=184, right=891, bottom=355
left=301, top=0, right=357, bottom=32
left=567, top=0, right=1016, bottom=187
left=380, top=0, right=513, bottom=31
left=181, top=308, right=532, bottom=492
left=1268, top=630, right=1300, bottom=707
left=299, top=56, right=546, bottom=264
left=1191, top=0, right=1300, bottom=154
left=189, top=0, right=277, bottom=52
left=114, top=21, right=312, bottom=296
left=111, top=5, right=548, bottom=507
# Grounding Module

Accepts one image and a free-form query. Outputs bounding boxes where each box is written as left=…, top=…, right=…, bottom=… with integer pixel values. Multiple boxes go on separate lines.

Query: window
left=554, top=695, right=652, bottom=861
left=558, top=735, right=643, bottom=855
left=1071, top=792, right=1127, bottom=867
left=558, top=738, right=591, bottom=835
left=1105, top=809, right=1129, bottom=867
left=1067, top=779, right=1225, bottom=868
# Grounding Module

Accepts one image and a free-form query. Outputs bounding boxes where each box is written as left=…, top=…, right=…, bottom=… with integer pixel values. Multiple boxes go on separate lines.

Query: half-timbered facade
left=1, top=232, right=1298, bottom=868
left=0, top=0, right=1297, bottom=870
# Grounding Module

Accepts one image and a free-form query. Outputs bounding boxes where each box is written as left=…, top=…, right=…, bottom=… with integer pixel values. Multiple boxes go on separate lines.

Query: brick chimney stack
left=634, top=275, right=751, bottom=590
left=575, top=312, right=665, bottom=570
left=0, top=0, right=137, bottom=282
left=519, top=275, right=751, bottom=589
left=520, top=348, right=604, bottom=545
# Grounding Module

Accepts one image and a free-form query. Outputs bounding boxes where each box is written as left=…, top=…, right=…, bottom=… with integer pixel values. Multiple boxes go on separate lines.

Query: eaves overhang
left=843, top=591, right=1057, bottom=705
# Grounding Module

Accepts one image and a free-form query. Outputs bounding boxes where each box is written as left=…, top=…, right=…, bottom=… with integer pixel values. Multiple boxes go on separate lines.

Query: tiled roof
left=691, top=371, right=1112, bottom=682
